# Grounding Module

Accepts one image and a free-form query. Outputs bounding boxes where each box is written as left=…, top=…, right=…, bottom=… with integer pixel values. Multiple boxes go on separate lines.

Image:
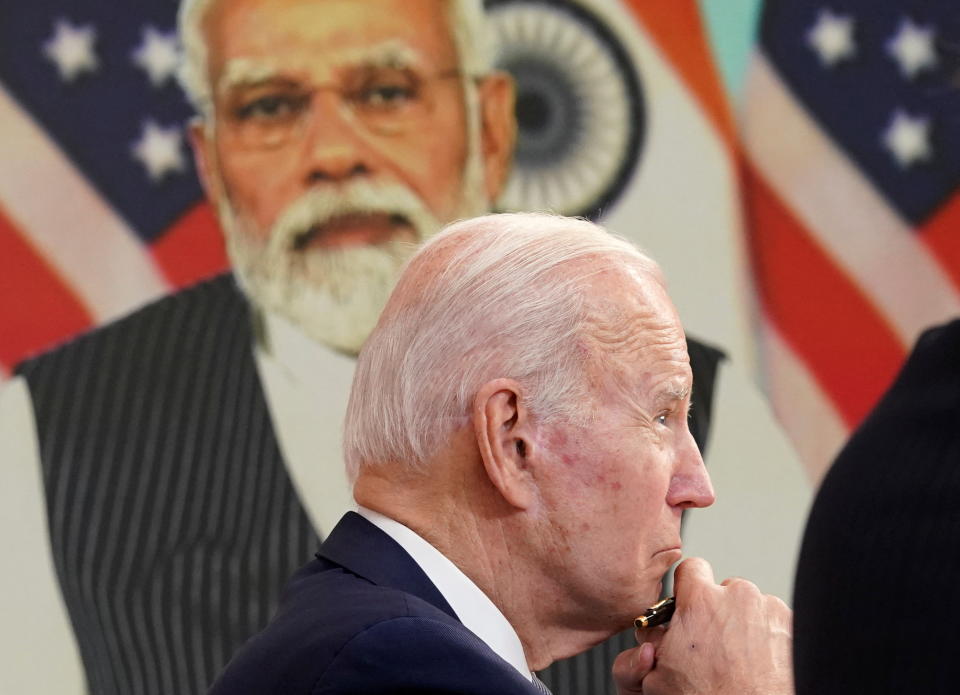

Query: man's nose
left=299, top=91, right=372, bottom=185
left=666, top=434, right=716, bottom=510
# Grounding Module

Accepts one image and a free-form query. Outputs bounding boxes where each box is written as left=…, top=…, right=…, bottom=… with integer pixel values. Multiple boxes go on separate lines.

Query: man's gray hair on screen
left=343, top=212, right=663, bottom=481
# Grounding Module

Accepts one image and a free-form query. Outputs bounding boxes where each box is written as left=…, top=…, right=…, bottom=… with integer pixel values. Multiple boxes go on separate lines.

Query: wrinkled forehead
left=580, top=268, right=688, bottom=369
left=202, top=0, right=459, bottom=90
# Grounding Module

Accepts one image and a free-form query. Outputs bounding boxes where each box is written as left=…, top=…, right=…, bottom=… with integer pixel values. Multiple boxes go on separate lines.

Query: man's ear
left=476, top=71, right=516, bottom=203
left=188, top=116, right=224, bottom=206
left=473, top=378, right=536, bottom=510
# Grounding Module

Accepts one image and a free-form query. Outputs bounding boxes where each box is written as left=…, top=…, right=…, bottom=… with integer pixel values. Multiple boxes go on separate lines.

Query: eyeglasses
left=219, top=66, right=468, bottom=150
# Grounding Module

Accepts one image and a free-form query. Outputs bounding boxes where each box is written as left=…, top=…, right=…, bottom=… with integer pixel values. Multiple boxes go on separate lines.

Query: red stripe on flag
left=919, top=190, right=960, bottom=293
left=622, top=0, right=736, bottom=151
left=150, top=201, right=229, bottom=289
left=0, top=205, right=93, bottom=369
left=742, top=165, right=906, bottom=427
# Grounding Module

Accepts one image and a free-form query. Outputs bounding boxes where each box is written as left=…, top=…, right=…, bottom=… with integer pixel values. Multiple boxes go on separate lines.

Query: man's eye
left=656, top=414, right=669, bottom=426
left=356, top=82, right=417, bottom=108
left=234, top=94, right=307, bottom=121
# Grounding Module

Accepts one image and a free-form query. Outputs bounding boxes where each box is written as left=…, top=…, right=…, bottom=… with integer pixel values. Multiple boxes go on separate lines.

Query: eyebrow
left=653, top=382, right=691, bottom=408
left=217, top=40, right=426, bottom=96
left=218, top=58, right=279, bottom=95
left=340, top=40, right=422, bottom=70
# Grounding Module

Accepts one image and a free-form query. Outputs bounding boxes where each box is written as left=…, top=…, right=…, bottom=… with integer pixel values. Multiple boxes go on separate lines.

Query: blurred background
left=1, top=0, right=958, bottom=691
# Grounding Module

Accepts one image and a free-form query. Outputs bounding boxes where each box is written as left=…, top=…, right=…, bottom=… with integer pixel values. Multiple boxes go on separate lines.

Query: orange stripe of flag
left=622, top=0, right=736, bottom=151
left=742, top=164, right=906, bottom=428
left=0, top=204, right=93, bottom=369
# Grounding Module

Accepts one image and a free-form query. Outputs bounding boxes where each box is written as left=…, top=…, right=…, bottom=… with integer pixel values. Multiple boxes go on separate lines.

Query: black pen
left=634, top=596, right=675, bottom=629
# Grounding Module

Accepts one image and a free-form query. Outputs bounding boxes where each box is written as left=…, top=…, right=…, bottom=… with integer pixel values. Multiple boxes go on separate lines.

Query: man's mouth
left=291, top=213, right=415, bottom=251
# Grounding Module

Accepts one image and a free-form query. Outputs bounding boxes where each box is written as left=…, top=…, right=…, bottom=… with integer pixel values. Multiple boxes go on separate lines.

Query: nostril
left=306, top=170, right=332, bottom=184
left=305, top=163, right=369, bottom=185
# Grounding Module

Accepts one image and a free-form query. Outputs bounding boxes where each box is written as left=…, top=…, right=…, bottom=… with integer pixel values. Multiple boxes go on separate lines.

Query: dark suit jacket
left=793, top=318, right=960, bottom=694
left=209, top=512, right=542, bottom=694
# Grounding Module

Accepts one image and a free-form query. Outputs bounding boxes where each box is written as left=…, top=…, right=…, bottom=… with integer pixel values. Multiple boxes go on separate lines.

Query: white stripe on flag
left=0, top=83, right=169, bottom=323
left=743, top=53, right=960, bottom=347
left=760, top=321, right=848, bottom=482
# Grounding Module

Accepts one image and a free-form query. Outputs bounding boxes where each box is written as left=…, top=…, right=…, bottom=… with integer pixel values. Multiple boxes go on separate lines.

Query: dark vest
left=18, top=274, right=320, bottom=695
left=19, top=272, right=722, bottom=695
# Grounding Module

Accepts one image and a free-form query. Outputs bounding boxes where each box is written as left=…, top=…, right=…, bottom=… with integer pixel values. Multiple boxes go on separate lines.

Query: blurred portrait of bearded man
left=182, top=0, right=516, bottom=352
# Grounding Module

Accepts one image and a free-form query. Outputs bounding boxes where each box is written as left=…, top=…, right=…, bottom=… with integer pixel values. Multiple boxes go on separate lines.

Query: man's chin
left=239, top=241, right=416, bottom=355
left=264, top=287, right=380, bottom=356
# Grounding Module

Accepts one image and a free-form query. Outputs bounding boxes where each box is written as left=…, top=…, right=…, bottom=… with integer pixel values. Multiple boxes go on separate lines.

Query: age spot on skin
left=546, top=429, right=569, bottom=450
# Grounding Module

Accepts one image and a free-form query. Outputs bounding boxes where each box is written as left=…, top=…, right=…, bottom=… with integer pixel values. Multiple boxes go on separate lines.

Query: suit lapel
left=318, top=512, right=458, bottom=621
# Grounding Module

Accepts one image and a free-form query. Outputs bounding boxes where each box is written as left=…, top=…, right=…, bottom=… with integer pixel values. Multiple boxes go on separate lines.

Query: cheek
left=394, top=137, right=468, bottom=215
left=215, top=146, right=298, bottom=235
left=394, top=96, right=471, bottom=214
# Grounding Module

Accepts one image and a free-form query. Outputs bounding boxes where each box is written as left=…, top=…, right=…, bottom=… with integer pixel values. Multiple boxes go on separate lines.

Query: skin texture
left=613, top=559, right=794, bottom=695
left=190, top=0, right=514, bottom=245
left=354, top=256, right=794, bottom=692
left=521, top=270, right=714, bottom=631
left=185, top=0, right=515, bottom=352
left=354, top=264, right=716, bottom=669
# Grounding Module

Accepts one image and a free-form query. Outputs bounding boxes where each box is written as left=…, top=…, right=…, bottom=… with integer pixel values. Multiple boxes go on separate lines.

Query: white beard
left=220, top=153, right=488, bottom=354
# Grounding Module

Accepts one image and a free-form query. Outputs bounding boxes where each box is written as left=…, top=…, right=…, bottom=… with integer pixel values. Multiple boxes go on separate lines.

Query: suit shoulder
left=209, top=566, right=449, bottom=694
left=312, top=615, right=535, bottom=694
left=16, top=273, right=246, bottom=381
left=210, top=565, right=531, bottom=695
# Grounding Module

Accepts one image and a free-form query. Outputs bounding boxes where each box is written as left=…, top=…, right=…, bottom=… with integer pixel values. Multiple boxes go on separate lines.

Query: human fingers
left=612, top=641, right=656, bottom=694
left=644, top=567, right=795, bottom=695
left=634, top=624, right=666, bottom=650
left=720, top=576, right=747, bottom=587
left=672, top=557, right=716, bottom=598
left=764, top=593, right=794, bottom=637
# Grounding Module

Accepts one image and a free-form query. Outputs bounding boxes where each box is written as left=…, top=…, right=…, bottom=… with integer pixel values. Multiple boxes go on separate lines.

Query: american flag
left=742, top=0, right=960, bottom=479
left=0, top=0, right=743, bottom=384
left=0, top=0, right=228, bottom=379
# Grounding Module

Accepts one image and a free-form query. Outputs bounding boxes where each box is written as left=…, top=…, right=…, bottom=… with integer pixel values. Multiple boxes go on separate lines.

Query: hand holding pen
left=614, top=558, right=795, bottom=695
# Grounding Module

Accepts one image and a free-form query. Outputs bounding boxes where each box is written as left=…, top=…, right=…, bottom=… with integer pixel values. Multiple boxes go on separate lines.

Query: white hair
left=343, top=212, right=663, bottom=479
left=176, top=0, right=494, bottom=119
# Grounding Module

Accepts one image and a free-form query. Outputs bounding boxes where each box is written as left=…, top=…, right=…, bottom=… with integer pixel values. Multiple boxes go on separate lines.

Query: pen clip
left=634, top=596, right=675, bottom=630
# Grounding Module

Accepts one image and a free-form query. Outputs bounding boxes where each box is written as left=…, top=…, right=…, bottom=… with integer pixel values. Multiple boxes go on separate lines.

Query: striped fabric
left=533, top=672, right=555, bottom=694
left=539, top=629, right=635, bottom=695
left=742, top=0, right=960, bottom=479
left=5, top=1, right=741, bottom=693
left=17, top=272, right=720, bottom=695
left=18, top=274, right=320, bottom=695
left=1, top=0, right=743, bottom=386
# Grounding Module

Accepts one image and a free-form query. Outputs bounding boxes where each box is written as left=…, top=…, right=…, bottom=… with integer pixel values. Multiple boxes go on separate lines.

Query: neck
left=352, top=451, right=617, bottom=670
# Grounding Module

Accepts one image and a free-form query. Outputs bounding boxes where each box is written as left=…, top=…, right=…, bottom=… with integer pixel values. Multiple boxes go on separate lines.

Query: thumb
left=612, top=641, right=655, bottom=694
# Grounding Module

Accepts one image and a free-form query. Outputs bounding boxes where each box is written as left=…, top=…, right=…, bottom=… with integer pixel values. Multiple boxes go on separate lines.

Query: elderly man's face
left=191, top=0, right=513, bottom=352
left=538, top=272, right=715, bottom=629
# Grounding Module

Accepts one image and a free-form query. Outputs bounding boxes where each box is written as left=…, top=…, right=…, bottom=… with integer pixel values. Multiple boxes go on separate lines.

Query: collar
left=357, top=506, right=532, bottom=682
left=252, top=309, right=357, bottom=535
